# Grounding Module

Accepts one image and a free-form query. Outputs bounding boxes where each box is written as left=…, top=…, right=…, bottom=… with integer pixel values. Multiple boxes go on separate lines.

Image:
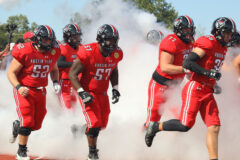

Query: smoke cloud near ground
left=0, top=0, right=240, bottom=159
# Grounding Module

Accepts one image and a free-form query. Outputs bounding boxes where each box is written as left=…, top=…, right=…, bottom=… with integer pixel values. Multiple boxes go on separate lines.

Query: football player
left=69, top=24, right=123, bottom=160
left=57, top=23, right=82, bottom=110
left=144, top=15, right=195, bottom=130
left=7, top=25, right=61, bottom=160
left=145, top=17, right=236, bottom=160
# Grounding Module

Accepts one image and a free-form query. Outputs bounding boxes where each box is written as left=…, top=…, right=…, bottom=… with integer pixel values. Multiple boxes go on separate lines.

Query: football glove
left=112, top=89, right=120, bottom=104
left=78, top=90, right=93, bottom=104
left=208, top=69, right=221, bottom=81
left=53, top=81, right=61, bottom=94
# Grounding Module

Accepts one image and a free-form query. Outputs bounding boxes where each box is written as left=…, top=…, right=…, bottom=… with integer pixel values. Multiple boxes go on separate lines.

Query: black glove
left=112, top=89, right=120, bottom=104
left=213, top=83, right=222, bottom=94
left=208, top=69, right=221, bottom=81
left=78, top=91, right=93, bottom=104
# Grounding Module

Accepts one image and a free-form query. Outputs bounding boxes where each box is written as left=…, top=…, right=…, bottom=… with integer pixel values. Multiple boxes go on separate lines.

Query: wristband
left=15, top=84, right=22, bottom=90
left=77, top=87, right=84, bottom=93
left=113, top=85, right=119, bottom=90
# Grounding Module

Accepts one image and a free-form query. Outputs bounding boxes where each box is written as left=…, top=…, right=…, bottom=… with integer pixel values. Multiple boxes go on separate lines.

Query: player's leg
left=207, top=125, right=220, bottom=160
left=99, top=93, right=110, bottom=129
left=200, top=94, right=220, bottom=160
left=58, top=79, right=73, bottom=109
left=86, top=127, right=100, bottom=160
left=13, top=89, right=34, bottom=160
left=145, top=81, right=200, bottom=147
left=144, top=79, right=167, bottom=128
left=78, top=94, right=100, bottom=160
left=32, top=88, right=47, bottom=131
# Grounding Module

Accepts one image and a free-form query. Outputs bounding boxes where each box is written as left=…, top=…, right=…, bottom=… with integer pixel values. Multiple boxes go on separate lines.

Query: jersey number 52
left=31, top=65, right=50, bottom=78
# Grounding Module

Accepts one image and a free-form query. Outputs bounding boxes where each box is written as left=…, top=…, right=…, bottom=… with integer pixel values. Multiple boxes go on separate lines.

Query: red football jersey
left=59, top=43, right=80, bottom=79
left=77, top=42, right=123, bottom=93
left=12, top=42, right=61, bottom=87
left=156, top=34, right=193, bottom=80
left=191, top=35, right=227, bottom=86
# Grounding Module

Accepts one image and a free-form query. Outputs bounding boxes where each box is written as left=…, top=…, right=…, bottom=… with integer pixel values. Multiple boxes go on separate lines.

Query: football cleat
left=87, top=149, right=99, bottom=160
left=145, top=121, right=160, bottom=147
left=16, top=146, right=30, bottom=160
left=9, top=120, right=20, bottom=143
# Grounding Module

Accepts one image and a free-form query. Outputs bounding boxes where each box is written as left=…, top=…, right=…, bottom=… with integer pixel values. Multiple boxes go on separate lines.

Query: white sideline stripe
left=13, top=88, right=23, bottom=126
left=146, top=80, right=156, bottom=126
left=79, top=98, right=92, bottom=128
left=182, top=81, right=195, bottom=125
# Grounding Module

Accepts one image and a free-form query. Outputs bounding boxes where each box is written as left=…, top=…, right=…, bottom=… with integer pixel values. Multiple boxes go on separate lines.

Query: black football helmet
left=173, top=15, right=195, bottom=44
left=146, top=30, right=164, bottom=45
left=211, top=17, right=236, bottom=46
left=33, top=25, right=57, bottom=52
left=63, top=23, right=82, bottom=49
left=96, top=24, right=119, bottom=56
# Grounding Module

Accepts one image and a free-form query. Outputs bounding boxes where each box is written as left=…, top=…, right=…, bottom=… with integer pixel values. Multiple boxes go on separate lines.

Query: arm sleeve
left=57, top=55, right=73, bottom=68
left=182, top=52, right=210, bottom=76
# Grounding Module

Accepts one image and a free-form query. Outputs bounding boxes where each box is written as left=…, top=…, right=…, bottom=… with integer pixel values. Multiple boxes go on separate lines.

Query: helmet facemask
left=211, top=17, right=236, bottom=46
left=34, top=25, right=56, bottom=52
left=99, top=37, right=118, bottom=57
left=97, top=24, right=119, bottom=57
left=174, top=15, right=195, bottom=44
left=63, top=24, right=82, bottom=49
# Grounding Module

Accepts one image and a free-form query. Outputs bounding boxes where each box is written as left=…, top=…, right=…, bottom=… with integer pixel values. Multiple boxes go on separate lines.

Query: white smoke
left=0, top=0, right=31, bottom=9
left=0, top=0, right=240, bottom=159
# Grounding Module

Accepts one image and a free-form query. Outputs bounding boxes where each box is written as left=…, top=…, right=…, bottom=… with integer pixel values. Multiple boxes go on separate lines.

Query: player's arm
left=50, top=63, right=61, bottom=94
left=69, top=59, right=85, bottom=90
left=110, top=66, right=120, bottom=104
left=50, top=63, right=59, bottom=82
left=110, top=66, right=119, bottom=88
left=7, top=58, right=23, bottom=88
left=69, top=59, right=93, bottom=104
left=57, top=55, right=73, bottom=68
left=7, top=58, right=29, bottom=97
left=183, top=47, right=221, bottom=80
left=183, top=47, right=208, bottom=75
left=160, top=51, right=184, bottom=74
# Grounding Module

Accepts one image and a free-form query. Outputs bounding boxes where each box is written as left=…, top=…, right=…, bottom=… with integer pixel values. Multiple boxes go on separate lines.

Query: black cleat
left=16, top=146, right=30, bottom=160
left=9, top=120, right=20, bottom=143
left=145, top=121, right=160, bottom=147
left=87, top=148, right=99, bottom=160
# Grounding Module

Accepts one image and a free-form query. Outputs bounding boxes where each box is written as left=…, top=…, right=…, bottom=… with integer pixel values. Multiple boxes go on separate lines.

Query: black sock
left=19, top=144, right=26, bottom=149
left=89, top=146, right=96, bottom=152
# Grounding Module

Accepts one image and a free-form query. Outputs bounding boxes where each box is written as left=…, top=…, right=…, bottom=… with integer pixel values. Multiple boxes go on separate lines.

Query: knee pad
left=86, top=127, right=100, bottom=138
left=163, top=119, right=191, bottom=132
left=18, top=127, right=32, bottom=136
left=179, top=125, right=191, bottom=132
